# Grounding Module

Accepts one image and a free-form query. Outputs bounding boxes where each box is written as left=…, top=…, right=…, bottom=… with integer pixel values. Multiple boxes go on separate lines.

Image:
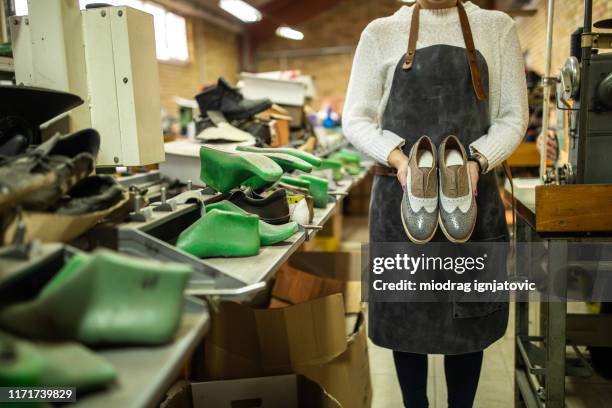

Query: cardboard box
left=192, top=374, right=341, bottom=408
left=203, top=294, right=371, bottom=408
left=160, top=380, right=192, bottom=408
left=272, top=263, right=345, bottom=306
left=286, top=251, right=362, bottom=314
left=298, top=313, right=372, bottom=408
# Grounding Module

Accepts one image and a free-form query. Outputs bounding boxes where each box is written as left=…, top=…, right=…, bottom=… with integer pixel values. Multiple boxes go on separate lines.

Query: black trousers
left=393, top=350, right=483, bottom=408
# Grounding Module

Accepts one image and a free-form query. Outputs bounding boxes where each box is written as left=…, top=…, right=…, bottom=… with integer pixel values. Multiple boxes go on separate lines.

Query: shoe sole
left=437, top=207, right=477, bottom=244
left=400, top=201, right=438, bottom=244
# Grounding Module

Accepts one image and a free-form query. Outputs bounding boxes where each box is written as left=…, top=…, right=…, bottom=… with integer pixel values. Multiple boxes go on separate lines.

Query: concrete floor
left=341, top=216, right=612, bottom=408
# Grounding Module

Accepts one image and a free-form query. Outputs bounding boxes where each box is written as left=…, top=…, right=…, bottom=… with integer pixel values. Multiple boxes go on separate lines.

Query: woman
left=343, top=0, right=528, bottom=407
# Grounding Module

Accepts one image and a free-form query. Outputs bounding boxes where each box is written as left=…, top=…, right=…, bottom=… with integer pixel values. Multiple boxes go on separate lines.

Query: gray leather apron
left=368, top=2, right=509, bottom=354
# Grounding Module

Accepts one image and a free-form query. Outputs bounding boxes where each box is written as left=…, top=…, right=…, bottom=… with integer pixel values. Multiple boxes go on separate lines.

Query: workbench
left=502, top=179, right=612, bottom=408
left=74, top=160, right=373, bottom=408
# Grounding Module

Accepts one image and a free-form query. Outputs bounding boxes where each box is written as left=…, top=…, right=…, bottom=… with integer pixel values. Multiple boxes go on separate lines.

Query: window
left=13, top=0, right=189, bottom=62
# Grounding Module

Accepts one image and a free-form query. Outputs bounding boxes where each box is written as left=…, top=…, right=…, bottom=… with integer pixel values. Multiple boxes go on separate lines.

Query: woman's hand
left=468, top=161, right=479, bottom=197
left=388, top=149, right=409, bottom=191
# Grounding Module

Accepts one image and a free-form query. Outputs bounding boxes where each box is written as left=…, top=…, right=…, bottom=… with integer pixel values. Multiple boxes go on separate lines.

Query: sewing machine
left=555, top=3, right=612, bottom=184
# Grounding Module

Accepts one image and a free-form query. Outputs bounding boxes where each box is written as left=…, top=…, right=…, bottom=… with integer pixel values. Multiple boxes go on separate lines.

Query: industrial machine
left=554, top=0, right=612, bottom=184
left=9, top=0, right=164, bottom=167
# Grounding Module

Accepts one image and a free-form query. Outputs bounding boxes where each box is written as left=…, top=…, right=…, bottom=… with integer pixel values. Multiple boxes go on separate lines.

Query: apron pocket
left=452, top=301, right=503, bottom=319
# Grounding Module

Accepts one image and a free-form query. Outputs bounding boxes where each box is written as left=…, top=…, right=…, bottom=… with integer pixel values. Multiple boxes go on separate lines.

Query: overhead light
left=275, top=26, right=304, bottom=41
left=219, top=0, right=262, bottom=23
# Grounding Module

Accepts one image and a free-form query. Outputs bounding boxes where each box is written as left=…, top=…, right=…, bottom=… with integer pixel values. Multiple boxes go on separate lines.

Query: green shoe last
left=177, top=209, right=260, bottom=258
left=205, top=201, right=298, bottom=245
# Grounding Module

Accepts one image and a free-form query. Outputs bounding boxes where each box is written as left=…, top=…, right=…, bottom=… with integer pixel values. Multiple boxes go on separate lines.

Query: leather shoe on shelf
left=195, top=78, right=272, bottom=121
left=205, top=200, right=298, bottom=245
left=236, top=146, right=323, bottom=168
left=401, top=136, right=439, bottom=244
left=0, top=331, right=116, bottom=391
left=0, top=250, right=191, bottom=346
left=51, top=175, right=125, bottom=215
left=205, top=188, right=291, bottom=225
left=280, top=175, right=329, bottom=208
left=199, top=145, right=283, bottom=193
left=0, top=128, right=100, bottom=212
left=438, top=135, right=476, bottom=243
left=176, top=208, right=260, bottom=258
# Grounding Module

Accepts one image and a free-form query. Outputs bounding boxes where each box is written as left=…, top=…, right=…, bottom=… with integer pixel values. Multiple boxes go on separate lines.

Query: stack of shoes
left=401, top=135, right=477, bottom=244
left=195, top=78, right=272, bottom=122
left=0, top=129, right=129, bottom=244
left=0, top=250, right=192, bottom=345
left=0, top=128, right=101, bottom=212
left=194, top=78, right=273, bottom=148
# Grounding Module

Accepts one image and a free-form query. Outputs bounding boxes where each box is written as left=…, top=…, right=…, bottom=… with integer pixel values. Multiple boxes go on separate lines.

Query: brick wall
left=515, top=0, right=612, bottom=77
left=158, top=17, right=240, bottom=116
left=255, top=0, right=612, bottom=109
left=255, top=0, right=400, bottom=109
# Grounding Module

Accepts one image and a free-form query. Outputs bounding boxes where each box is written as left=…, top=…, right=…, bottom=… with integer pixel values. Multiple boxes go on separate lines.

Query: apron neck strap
left=403, top=1, right=488, bottom=101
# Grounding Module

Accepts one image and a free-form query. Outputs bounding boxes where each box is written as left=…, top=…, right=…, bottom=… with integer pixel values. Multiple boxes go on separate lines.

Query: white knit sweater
left=342, top=1, right=528, bottom=171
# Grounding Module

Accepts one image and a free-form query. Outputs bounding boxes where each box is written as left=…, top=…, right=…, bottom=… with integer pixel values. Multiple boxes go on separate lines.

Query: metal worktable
left=75, top=162, right=372, bottom=408
left=205, top=166, right=370, bottom=286
left=75, top=298, right=210, bottom=408
left=502, top=179, right=612, bottom=408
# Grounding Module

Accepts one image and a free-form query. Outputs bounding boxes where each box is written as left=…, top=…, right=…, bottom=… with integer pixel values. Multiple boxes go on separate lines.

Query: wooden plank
left=535, top=184, right=612, bottom=232
left=507, top=142, right=552, bottom=168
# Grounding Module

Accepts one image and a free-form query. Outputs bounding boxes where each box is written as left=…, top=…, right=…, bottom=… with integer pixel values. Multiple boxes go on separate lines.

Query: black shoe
left=0, top=86, right=83, bottom=129
left=204, top=188, right=290, bottom=225
left=195, top=78, right=272, bottom=121
left=0, top=134, right=29, bottom=156
left=53, top=175, right=125, bottom=215
left=239, top=119, right=272, bottom=146
left=0, top=128, right=100, bottom=212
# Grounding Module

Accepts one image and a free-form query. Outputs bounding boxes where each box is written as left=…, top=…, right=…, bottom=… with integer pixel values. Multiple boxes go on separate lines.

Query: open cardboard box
left=192, top=374, right=341, bottom=408
left=280, top=251, right=363, bottom=314
left=203, top=293, right=371, bottom=408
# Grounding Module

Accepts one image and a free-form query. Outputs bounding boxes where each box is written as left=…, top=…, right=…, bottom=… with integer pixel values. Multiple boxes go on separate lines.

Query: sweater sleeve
left=342, top=30, right=405, bottom=166
left=469, top=20, right=528, bottom=172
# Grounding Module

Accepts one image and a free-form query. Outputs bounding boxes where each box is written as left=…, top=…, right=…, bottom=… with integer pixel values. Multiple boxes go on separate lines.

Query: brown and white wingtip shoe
left=401, top=136, right=439, bottom=244
left=437, top=135, right=476, bottom=243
